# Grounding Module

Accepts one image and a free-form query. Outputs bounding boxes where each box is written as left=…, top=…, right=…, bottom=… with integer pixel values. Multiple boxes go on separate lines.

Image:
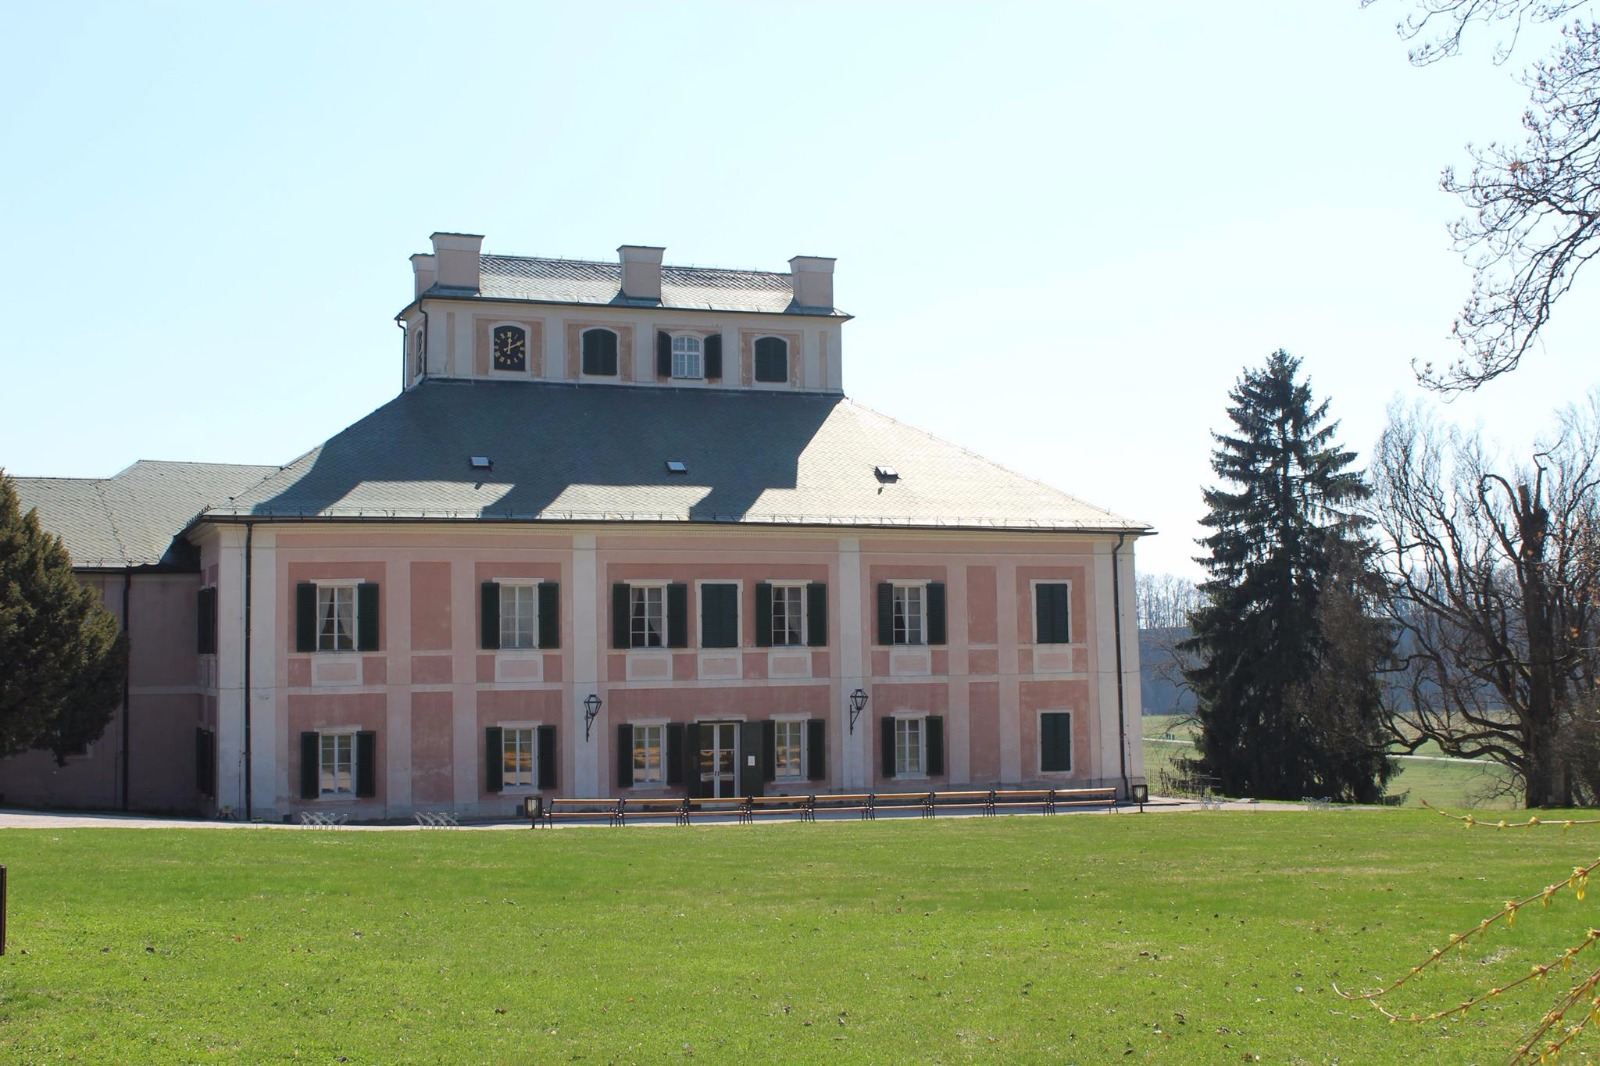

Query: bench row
left=537, top=787, right=1120, bottom=827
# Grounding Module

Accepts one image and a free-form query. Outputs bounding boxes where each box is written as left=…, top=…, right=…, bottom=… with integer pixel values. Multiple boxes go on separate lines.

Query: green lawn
left=1141, top=715, right=1520, bottom=809
left=3, top=812, right=1598, bottom=1063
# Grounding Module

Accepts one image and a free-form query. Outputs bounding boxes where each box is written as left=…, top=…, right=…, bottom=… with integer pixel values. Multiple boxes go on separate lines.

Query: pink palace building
left=6, top=233, right=1150, bottom=820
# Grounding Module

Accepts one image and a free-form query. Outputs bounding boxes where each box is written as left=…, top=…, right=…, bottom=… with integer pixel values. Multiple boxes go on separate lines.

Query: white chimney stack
left=618, top=245, right=665, bottom=301
left=410, top=253, right=437, bottom=297
left=430, top=231, right=484, bottom=291
left=788, top=255, right=835, bottom=310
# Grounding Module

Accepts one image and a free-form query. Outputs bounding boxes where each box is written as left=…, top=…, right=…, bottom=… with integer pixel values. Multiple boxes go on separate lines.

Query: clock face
left=493, top=326, right=527, bottom=371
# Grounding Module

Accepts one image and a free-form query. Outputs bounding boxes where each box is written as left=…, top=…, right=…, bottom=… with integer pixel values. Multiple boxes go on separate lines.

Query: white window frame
left=490, top=321, right=530, bottom=374
left=501, top=724, right=538, bottom=790
left=696, top=579, right=742, bottom=650
left=770, top=581, right=807, bottom=647
left=1038, top=710, right=1074, bottom=775
left=891, top=583, right=927, bottom=647
left=1031, top=579, right=1073, bottom=645
left=319, top=730, right=356, bottom=797
left=632, top=721, right=667, bottom=786
left=670, top=333, right=703, bottom=379
left=580, top=326, right=620, bottom=378
left=630, top=583, right=668, bottom=649
left=773, top=717, right=807, bottom=780
left=894, top=714, right=927, bottom=778
left=314, top=581, right=361, bottom=653
left=499, top=581, right=541, bottom=650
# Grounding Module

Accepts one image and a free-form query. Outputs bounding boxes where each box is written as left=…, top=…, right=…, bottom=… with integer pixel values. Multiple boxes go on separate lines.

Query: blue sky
left=3, top=1, right=1594, bottom=578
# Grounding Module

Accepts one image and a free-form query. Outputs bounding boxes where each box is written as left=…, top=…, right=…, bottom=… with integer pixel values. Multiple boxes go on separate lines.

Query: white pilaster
left=247, top=527, right=281, bottom=819
left=386, top=556, right=413, bottom=815
left=572, top=533, right=600, bottom=794
left=997, top=560, right=1022, bottom=784
left=837, top=536, right=865, bottom=789
left=452, top=559, right=477, bottom=805
left=214, top=526, right=247, bottom=815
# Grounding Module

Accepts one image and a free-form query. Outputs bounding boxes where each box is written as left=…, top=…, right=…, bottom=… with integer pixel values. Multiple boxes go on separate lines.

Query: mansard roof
left=13, top=461, right=278, bottom=569
left=460, top=255, right=849, bottom=317
left=207, top=380, right=1147, bottom=534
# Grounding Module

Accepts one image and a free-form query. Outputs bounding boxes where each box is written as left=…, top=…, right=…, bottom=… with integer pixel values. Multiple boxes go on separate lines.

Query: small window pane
left=500, top=585, right=538, bottom=649
left=317, top=585, right=357, bottom=651
left=895, top=718, right=922, bottom=776
left=775, top=720, right=804, bottom=778
left=631, top=587, right=665, bottom=648
left=892, top=586, right=924, bottom=646
left=320, top=732, right=354, bottom=795
left=671, top=336, right=702, bottom=379
left=503, top=727, right=537, bottom=788
left=772, top=585, right=804, bottom=646
left=634, top=724, right=664, bottom=783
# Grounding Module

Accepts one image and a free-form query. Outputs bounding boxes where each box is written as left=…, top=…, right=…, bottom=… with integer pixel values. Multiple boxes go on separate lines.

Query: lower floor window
left=773, top=719, right=805, bottom=779
left=895, top=717, right=924, bottom=776
left=1040, top=712, right=1073, bottom=773
left=503, top=727, right=536, bottom=788
left=321, top=732, right=354, bottom=796
left=634, top=724, right=665, bottom=784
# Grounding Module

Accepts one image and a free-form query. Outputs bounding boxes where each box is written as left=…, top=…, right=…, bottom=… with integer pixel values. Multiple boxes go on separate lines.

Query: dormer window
left=493, top=325, right=527, bottom=372
left=582, top=328, right=619, bottom=376
left=754, top=336, right=788, bottom=383
left=671, top=335, right=702, bottom=379
left=411, top=326, right=426, bottom=379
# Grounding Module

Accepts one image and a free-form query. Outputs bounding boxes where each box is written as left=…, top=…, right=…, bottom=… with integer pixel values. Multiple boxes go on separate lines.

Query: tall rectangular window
left=317, top=585, right=357, bottom=651
left=671, top=335, right=702, bottom=379
left=895, top=717, right=923, bottom=776
left=1035, top=582, right=1071, bottom=644
left=892, top=585, right=925, bottom=646
left=502, top=727, right=537, bottom=788
left=771, top=584, right=805, bottom=646
left=320, top=732, right=354, bottom=796
left=631, top=586, right=666, bottom=647
left=633, top=724, right=665, bottom=784
left=500, top=585, right=538, bottom=649
left=774, top=720, right=805, bottom=779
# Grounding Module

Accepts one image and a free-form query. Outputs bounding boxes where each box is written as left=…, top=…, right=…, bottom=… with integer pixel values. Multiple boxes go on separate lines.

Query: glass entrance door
left=698, top=722, right=739, bottom=798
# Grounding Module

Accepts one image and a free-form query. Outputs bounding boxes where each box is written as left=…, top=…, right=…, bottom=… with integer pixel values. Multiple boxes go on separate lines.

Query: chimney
left=788, top=255, right=836, bottom=310
left=618, top=245, right=665, bottom=302
left=430, top=231, right=484, bottom=291
left=410, top=253, right=437, bottom=297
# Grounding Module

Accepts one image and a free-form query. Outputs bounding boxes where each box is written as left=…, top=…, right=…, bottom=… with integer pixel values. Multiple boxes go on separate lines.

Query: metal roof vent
left=470, top=456, right=493, bottom=470
left=874, top=465, right=899, bottom=482
left=665, top=460, right=688, bottom=474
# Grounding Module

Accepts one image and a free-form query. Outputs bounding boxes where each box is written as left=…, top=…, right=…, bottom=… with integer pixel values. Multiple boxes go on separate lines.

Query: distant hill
left=1140, top=626, right=1195, bottom=717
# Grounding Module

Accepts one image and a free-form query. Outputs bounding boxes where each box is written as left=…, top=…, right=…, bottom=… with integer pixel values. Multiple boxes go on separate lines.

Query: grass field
left=1142, top=714, right=1520, bottom=809
left=3, top=811, right=1598, bottom=1063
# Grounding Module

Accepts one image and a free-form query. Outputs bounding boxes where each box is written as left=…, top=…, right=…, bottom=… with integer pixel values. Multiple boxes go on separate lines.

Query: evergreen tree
left=1181, top=351, right=1394, bottom=802
left=0, top=469, right=126, bottom=762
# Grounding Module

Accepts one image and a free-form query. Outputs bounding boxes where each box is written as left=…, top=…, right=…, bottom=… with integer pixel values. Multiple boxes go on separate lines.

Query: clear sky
left=3, top=1, right=1594, bottom=579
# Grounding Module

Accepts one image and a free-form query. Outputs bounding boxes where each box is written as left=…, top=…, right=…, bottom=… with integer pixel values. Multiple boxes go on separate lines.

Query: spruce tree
left=0, top=470, right=126, bottom=762
left=1181, top=351, right=1394, bottom=802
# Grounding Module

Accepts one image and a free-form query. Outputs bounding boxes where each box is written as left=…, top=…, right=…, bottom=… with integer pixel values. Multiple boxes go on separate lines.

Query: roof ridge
left=482, top=252, right=791, bottom=280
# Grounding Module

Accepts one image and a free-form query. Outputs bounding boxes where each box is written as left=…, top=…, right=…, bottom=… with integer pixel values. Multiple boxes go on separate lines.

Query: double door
left=693, top=720, right=764, bottom=799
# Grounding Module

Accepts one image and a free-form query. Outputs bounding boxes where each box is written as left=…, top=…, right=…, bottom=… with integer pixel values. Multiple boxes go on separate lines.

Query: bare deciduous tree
left=1366, top=1, right=1600, bottom=390
left=1367, top=393, right=1600, bottom=806
left=1135, top=572, right=1200, bottom=631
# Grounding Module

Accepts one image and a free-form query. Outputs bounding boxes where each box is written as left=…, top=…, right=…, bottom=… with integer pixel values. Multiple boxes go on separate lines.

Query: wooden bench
left=621, top=796, right=694, bottom=826
left=543, top=797, right=624, bottom=827
left=1047, top=787, right=1119, bottom=813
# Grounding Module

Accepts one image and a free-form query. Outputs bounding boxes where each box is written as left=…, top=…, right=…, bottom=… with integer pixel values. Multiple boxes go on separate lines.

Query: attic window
left=875, top=465, right=900, bottom=482
left=665, top=460, right=688, bottom=474
left=470, top=456, right=493, bottom=470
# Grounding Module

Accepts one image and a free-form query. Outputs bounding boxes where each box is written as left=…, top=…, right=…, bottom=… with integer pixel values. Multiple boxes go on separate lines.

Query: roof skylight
left=874, top=465, right=899, bottom=482
left=665, top=460, right=688, bottom=474
left=469, top=456, right=493, bottom=470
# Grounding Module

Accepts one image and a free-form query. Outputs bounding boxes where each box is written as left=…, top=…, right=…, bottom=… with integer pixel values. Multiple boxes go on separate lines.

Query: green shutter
left=538, top=582, right=560, bottom=649
left=299, top=731, right=319, bottom=799
left=1041, top=713, right=1072, bottom=772
left=616, top=724, right=634, bottom=789
left=701, top=583, right=738, bottom=648
left=741, top=721, right=764, bottom=797
left=754, top=583, right=773, bottom=647
left=656, top=331, right=672, bottom=378
left=357, top=583, right=380, bottom=651
left=755, top=336, right=787, bottom=383
left=876, top=583, right=893, bottom=645
left=666, top=723, right=686, bottom=788
left=666, top=583, right=688, bottom=648
left=485, top=727, right=504, bottom=793
left=926, top=716, right=945, bottom=777
left=927, top=582, right=947, bottom=646
left=537, top=725, right=557, bottom=789
left=761, top=719, right=776, bottom=782
left=197, top=586, right=217, bottom=654
left=807, top=718, right=826, bottom=781
left=612, top=584, right=630, bottom=648
left=881, top=717, right=896, bottom=778
left=806, top=583, right=827, bottom=647
left=356, top=731, right=377, bottom=797
left=481, top=582, right=500, bottom=650
left=296, top=583, right=317, bottom=652
left=704, top=333, right=722, bottom=379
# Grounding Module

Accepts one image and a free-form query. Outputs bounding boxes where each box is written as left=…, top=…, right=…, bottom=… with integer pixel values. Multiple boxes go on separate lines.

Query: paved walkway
left=0, top=796, right=1345, bottom=831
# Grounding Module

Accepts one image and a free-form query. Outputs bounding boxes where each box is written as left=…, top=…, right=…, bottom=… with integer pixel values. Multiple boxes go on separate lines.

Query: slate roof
left=463, top=255, right=847, bottom=317
left=209, top=381, right=1147, bottom=534
left=13, top=461, right=279, bottom=569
